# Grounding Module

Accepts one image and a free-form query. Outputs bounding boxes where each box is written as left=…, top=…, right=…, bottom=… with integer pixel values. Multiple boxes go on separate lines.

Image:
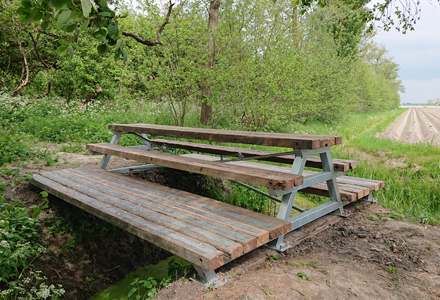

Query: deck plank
left=76, top=168, right=291, bottom=241
left=31, top=174, right=224, bottom=270
left=54, top=169, right=264, bottom=252
left=31, top=167, right=291, bottom=268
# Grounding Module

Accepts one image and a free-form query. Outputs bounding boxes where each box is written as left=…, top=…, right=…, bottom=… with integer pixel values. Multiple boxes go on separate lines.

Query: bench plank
left=184, top=154, right=384, bottom=202
left=49, top=169, right=249, bottom=259
left=151, top=139, right=355, bottom=172
left=86, top=143, right=303, bottom=190
left=108, top=124, right=342, bottom=149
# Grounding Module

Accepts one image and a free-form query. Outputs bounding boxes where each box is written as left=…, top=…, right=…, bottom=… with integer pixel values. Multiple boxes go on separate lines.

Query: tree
left=200, top=0, right=220, bottom=126
left=15, top=0, right=174, bottom=60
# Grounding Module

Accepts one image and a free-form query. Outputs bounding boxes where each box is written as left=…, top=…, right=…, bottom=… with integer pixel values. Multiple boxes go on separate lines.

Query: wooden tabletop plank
left=86, top=143, right=303, bottom=190
left=151, top=139, right=354, bottom=172
left=108, top=124, right=342, bottom=149
left=77, top=167, right=291, bottom=241
left=57, top=169, right=266, bottom=253
left=31, top=174, right=224, bottom=270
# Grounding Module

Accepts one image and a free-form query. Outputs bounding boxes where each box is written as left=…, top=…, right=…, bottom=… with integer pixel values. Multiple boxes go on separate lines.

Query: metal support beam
left=98, top=133, right=121, bottom=169
left=267, top=148, right=347, bottom=252
left=192, top=266, right=220, bottom=286
left=232, top=181, right=306, bottom=213
left=109, top=164, right=163, bottom=174
left=360, top=191, right=377, bottom=203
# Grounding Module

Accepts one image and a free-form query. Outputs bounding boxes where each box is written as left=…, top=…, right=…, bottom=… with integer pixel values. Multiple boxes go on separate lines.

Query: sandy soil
left=380, top=107, right=440, bottom=146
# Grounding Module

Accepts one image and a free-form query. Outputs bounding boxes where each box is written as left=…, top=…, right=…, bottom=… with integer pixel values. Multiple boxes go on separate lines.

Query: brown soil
left=157, top=203, right=440, bottom=300
left=3, top=153, right=440, bottom=299
left=379, top=107, right=440, bottom=146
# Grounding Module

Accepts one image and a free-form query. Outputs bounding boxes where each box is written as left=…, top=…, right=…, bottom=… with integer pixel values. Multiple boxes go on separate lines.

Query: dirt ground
left=156, top=203, right=440, bottom=300
left=4, top=152, right=440, bottom=300
left=380, top=107, right=440, bottom=146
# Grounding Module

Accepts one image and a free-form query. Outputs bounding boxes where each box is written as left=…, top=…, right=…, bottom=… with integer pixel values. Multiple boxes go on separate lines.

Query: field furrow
left=380, top=107, right=440, bottom=146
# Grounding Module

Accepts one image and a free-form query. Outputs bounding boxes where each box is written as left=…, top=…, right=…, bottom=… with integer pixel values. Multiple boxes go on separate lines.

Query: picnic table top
left=108, top=124, right=342, bottom=150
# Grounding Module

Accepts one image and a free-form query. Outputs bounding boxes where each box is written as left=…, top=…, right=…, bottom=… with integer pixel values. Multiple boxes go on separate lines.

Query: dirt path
left=156, top=204, right=440, bottom=300
left=380, top=107, right=440, bottom=146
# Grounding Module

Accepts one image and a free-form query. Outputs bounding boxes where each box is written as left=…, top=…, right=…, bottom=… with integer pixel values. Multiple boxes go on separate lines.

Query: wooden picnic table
left=32, top=123, right=384, bottom=284
left=88, top=124, right=350, bottom=251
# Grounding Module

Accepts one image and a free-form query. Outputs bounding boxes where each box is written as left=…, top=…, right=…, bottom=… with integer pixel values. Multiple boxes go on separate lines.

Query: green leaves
left=30, top=9, right=43, bottom=21
left=55, top=8, right=79, bottom=32
left=108, top=23, right=119, bottom=39
left=97, top=44, right=109, bottom=55
left=56, top=9, right=71, bottom=29
left=57, top=45, right=68, bottom=54
left=49, top=0, right=69, bottom=9
left=80, top=0, right=92, bottom=17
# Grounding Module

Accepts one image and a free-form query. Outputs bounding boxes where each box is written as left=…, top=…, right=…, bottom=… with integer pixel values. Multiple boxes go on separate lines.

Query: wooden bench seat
left=31, top=167, right=291, bottom=271
left=86, top=143, right=303, bottom=190
left=108, top=123, right=342, bottom=149
left=150, top=139, right=356, bottom=172
left=184, top=154, right=385, bottom=202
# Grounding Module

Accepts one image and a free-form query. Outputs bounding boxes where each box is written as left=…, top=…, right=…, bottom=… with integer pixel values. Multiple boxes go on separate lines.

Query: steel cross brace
left=266, top=147, right=346, bottom=252
left=98, top=132, right=154, bottom=170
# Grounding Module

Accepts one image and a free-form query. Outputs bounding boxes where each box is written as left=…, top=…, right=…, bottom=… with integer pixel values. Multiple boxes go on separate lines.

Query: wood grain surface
left=108, top=124, right=342, bottom=149
left=31, top=167, right=291, bottom=270
left=86, top=143, right=303, bottom=189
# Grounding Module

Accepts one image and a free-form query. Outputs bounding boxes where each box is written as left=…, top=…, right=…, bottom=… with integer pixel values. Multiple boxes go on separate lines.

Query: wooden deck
left=184, top=154, right=385, bottom=202
left=108, top=124, right=342, bottom=149
left=31, top=167, right=291, bottom=271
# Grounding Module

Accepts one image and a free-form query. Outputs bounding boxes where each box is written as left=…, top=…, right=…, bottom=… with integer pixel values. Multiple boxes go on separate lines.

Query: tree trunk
left=200, top=0, right=220, bottom=126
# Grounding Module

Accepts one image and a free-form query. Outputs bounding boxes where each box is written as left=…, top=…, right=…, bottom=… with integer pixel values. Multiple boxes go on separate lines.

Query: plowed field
left=381, top=107, right=440, bottom=146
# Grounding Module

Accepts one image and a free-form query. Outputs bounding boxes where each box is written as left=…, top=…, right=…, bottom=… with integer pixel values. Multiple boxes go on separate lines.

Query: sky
left=373, top=1, right=440, bottom=104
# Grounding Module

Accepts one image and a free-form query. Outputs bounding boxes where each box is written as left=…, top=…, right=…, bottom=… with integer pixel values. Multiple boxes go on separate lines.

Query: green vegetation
left=91, top=256, right=192, bottom=300
left=0, top=173, right=65, bottom=299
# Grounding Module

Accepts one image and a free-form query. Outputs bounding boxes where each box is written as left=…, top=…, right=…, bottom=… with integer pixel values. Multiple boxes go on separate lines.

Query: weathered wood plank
left=108, top=124, right=342, bottom=149
left=60, top=169, right=246, bottom=259
left=76, top=167, right=291, bottom=241
left=86, top=143, right=303, bottom=189
left=184, top=154, right=384, bottom=202
left=31, top=175, right=224, bottom=270
left=151, top=139, right=354, bottom=172
left=54, top=169, right=264, bottom=253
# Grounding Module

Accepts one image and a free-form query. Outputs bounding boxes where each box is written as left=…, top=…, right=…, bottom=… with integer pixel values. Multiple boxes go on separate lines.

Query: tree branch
left=35, top=82, right=51, bottom=99
left=36, top=29, right=62, bottom=40
left=12, top=31, right=29, bottom=97
left=122, top=1, right=174, bottom=46
left=29, top=32, right=50, bottom=69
